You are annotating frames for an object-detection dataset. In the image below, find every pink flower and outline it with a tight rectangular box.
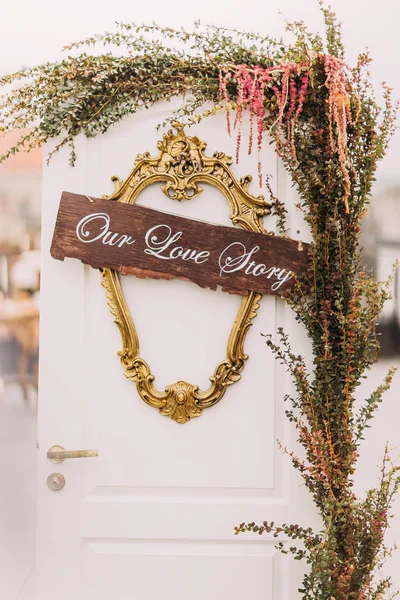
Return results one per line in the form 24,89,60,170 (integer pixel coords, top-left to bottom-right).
218,53,352,203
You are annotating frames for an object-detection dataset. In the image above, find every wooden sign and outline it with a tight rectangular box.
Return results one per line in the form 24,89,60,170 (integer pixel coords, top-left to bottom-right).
51,191,309,296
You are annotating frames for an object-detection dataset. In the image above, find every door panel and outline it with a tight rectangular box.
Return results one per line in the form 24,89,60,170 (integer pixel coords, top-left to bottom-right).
37,106,316,600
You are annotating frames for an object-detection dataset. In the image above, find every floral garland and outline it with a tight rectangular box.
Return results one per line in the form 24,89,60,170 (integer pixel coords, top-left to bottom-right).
219,53,353,210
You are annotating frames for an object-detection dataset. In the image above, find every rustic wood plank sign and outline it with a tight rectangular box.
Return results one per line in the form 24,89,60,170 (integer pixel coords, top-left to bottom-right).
51,191,309,297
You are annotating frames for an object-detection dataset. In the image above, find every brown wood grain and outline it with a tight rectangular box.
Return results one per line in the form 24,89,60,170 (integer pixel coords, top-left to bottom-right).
50,191,310,296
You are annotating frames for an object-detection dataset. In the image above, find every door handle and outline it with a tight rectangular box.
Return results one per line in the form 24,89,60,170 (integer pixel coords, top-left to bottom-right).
47,445,98,464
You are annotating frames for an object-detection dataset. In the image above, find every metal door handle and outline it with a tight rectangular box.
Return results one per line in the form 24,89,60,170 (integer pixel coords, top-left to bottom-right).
47,445,98,464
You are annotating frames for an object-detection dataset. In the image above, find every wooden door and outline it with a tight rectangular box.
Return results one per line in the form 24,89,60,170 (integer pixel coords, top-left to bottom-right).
36,106,315,600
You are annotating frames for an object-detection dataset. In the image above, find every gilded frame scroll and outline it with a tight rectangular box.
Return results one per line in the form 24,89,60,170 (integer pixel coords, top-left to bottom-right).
101,122,272,423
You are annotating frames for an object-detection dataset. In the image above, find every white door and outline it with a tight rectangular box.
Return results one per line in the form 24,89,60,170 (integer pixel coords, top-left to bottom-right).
36,106,316,600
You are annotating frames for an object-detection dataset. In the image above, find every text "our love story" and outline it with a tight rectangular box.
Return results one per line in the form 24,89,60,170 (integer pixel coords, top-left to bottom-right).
76,212,293,291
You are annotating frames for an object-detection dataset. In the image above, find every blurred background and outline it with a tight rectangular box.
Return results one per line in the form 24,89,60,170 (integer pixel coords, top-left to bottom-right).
0,133,41,600
0,132,41,401
0,0,398,598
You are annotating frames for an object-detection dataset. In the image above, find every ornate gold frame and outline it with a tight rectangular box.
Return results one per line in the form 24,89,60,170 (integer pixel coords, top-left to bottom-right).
101,123,272,423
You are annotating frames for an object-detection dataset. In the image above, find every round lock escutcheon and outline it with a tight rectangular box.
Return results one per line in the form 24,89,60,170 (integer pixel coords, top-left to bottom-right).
47,473,65,491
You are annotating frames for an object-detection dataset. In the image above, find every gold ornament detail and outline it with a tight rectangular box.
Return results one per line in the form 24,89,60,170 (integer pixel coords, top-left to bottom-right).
101,122,272,423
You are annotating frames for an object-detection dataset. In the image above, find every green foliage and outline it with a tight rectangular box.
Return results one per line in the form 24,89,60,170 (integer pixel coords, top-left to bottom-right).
0,2,399,598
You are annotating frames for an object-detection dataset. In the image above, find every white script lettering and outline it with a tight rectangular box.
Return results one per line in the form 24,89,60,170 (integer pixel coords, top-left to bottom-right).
76,213,135,248
144,224,210,264
218,242,293,290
